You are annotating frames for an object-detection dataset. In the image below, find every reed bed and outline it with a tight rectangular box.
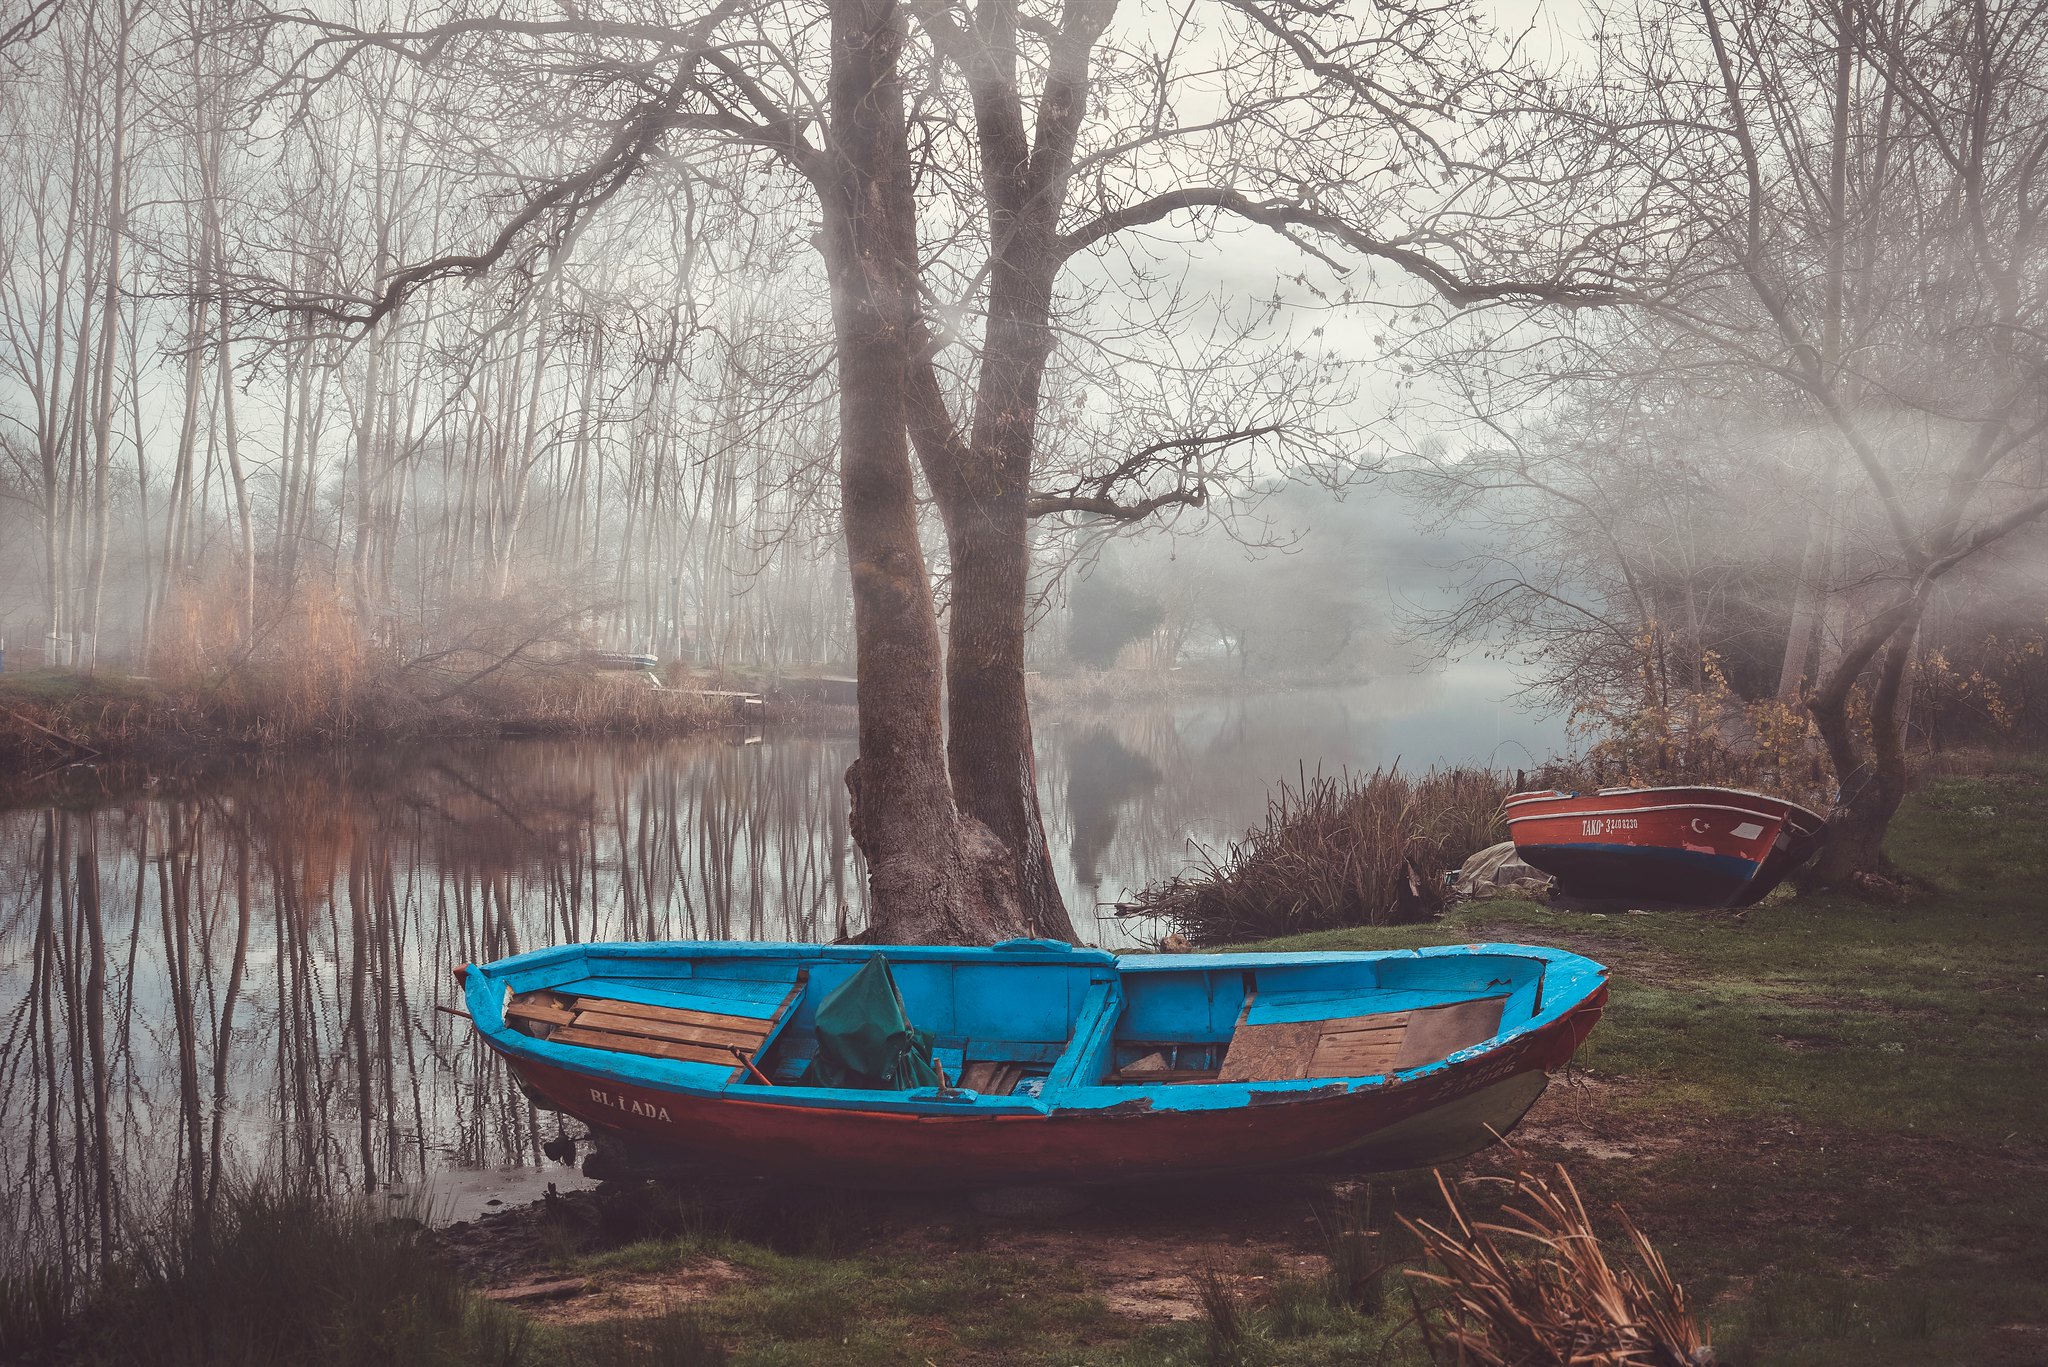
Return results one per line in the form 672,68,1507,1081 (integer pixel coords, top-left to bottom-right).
1121,766,1515,944
1026,667,1185,708
1406,1167,1716,1367
0,663,724,771
0,581,740,769
1026,665,1292,709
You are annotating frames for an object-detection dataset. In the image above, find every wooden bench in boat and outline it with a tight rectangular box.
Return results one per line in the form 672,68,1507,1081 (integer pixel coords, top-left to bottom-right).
957,1060,1035,1096
507,971,807,1083
1215,990,1507,1083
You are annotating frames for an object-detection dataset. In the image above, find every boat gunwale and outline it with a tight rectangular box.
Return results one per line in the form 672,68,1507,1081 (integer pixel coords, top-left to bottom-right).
1503,785,1828,829
465,941,1607,1117
1503,800,1799,826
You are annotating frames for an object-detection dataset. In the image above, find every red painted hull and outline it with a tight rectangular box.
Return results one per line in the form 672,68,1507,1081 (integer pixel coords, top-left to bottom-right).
1505,786,1827,906
493,989,1607,1186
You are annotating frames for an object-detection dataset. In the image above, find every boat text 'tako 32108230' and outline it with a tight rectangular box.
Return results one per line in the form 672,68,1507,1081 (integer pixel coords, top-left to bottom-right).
1504,785,1829,908
460,938,1607,1187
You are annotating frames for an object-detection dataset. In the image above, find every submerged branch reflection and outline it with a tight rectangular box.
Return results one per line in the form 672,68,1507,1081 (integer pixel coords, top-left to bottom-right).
0,736,865,1279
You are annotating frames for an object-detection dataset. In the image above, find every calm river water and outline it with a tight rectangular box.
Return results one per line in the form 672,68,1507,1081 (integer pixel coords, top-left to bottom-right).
0,672,1562,1275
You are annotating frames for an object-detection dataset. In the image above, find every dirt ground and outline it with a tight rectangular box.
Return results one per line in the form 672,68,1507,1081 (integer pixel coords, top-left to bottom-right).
434,1068,1637,1328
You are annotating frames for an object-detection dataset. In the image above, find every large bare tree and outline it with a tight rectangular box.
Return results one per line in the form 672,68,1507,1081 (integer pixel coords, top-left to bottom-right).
239,0,1623,940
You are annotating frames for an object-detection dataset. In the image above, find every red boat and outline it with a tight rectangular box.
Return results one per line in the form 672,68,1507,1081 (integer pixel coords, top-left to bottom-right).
1503,786,1828,907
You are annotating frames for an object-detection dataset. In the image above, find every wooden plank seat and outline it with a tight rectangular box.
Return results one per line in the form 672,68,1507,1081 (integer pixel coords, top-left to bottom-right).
1218,992,1506,1083
958,1060,1031,1096
509,973,806,1080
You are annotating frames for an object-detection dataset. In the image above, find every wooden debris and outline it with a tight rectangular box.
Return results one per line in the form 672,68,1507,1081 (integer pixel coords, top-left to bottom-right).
481,1276,590,1304
1217,997,1508,1083
1395,999,1505,1070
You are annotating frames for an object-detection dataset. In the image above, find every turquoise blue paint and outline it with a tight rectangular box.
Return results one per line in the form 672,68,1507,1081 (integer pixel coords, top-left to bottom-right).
466,940,1608,1120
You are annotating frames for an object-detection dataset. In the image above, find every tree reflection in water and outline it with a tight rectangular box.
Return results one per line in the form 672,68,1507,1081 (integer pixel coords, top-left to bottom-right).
0,736,860,1281
0,682,1560,1279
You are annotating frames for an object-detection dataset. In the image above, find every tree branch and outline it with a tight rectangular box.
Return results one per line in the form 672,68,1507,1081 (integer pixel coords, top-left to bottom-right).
247,75,699,328
1056,186,1624,306
0,0,62,57
1027,485,1207,520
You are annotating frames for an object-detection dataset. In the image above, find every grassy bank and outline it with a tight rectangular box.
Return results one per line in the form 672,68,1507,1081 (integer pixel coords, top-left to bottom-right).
0,665,738,775
1229,754,2048,1364
17,759,2045,1364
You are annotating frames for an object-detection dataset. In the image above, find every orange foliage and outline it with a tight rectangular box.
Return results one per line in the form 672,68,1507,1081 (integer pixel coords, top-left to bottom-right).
1559,632,1835,808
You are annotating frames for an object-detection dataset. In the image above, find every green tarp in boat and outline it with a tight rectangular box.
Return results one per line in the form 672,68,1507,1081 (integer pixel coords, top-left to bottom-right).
802,953,941,1090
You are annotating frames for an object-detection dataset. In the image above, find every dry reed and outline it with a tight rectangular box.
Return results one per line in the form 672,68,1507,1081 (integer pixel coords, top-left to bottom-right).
1,581,729,768
1405,1167,1716,1367
1121,766,1514,944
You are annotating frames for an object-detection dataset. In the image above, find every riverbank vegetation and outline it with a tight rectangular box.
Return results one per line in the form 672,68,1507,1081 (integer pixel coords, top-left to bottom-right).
1114,679,1844,944
0,663,728,770
1120,766,1513,944
9,759,2038,1365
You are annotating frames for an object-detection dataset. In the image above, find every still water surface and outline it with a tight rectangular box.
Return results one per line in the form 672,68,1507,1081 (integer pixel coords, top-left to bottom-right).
0,674,1562,1275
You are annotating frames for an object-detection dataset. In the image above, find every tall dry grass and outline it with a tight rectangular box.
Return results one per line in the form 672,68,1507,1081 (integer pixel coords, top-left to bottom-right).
1406,1167,1716,1367
25,1186,527,1367
2,579,724,767
1121,766,1514,945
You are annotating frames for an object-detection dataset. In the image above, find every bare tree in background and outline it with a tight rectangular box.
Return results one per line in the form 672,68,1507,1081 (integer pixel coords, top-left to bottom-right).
1413,0,2048,884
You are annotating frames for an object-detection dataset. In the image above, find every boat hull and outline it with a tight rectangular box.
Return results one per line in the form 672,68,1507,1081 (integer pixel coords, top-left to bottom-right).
488,987,1605,1187
1505,786,1827,907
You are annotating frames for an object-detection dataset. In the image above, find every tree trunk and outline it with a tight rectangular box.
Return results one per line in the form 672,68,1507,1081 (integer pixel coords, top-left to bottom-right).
939,242,1077,940
820,0,1016,944
82,0,135,671
905,0,1115,946
1776,450,1838,699
945,497,1076,941
1804,615,1917,888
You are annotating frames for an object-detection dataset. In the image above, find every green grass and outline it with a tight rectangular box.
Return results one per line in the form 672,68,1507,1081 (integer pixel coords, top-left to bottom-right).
1232,755,2048,1365
31,759,2047,1365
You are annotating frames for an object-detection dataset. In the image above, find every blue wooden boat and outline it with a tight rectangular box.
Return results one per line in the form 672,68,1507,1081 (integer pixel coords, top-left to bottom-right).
462,939,1607,1186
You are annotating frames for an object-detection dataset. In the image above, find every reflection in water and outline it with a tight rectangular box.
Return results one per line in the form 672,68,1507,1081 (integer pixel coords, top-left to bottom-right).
0,679,1564,1277
1037,672,1566,914
0,738,860,1282
1061,726,1162,890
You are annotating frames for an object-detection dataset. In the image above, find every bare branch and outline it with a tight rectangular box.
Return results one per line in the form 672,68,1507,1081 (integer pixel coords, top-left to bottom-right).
1057,186,1626,306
